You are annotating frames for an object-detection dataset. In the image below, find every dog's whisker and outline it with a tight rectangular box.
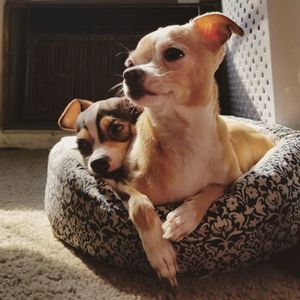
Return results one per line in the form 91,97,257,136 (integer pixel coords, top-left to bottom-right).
115,50,128,57
108,82,123,94
115,86,124,97
157,71,176,78
116,42,131,54
113,74,124,79
109,83,124,97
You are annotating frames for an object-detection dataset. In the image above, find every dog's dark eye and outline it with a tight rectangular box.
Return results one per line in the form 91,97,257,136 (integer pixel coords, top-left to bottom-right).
77,139,92,156
163,47,185,62
109,122,124,137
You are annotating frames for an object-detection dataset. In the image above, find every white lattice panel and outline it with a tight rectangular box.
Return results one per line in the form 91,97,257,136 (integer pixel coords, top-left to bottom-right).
222,0,276,122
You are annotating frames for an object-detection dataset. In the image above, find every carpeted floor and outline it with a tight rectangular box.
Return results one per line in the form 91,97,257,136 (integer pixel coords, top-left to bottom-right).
1,149,300,300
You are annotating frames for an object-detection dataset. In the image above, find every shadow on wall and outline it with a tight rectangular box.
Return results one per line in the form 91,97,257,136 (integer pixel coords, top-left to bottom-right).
224,0,270,121
225,51,261,120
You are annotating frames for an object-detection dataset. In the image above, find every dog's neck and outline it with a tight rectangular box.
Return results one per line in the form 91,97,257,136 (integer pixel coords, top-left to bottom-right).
141,85,220,151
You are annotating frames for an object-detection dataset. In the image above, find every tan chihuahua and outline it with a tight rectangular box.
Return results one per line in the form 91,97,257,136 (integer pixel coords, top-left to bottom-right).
120,12,274,286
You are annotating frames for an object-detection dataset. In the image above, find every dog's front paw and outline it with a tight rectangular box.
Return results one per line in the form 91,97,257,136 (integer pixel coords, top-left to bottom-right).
162,200,200,241
141,233,178,287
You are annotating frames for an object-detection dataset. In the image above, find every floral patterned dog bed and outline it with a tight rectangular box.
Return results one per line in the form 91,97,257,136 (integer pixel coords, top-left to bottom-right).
44,118,300,276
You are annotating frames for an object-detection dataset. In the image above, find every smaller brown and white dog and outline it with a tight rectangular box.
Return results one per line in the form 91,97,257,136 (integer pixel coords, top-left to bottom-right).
58,97,142,180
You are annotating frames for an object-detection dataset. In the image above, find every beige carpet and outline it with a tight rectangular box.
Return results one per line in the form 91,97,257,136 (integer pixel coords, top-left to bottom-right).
1,149,300,300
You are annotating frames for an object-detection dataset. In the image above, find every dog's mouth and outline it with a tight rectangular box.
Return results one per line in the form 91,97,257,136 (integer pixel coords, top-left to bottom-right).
93,168,124,181
145,89,156,96
125,83,156,100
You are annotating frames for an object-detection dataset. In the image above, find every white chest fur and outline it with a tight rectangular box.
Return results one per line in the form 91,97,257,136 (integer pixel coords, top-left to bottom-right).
157,132,224,204
140,105,228,205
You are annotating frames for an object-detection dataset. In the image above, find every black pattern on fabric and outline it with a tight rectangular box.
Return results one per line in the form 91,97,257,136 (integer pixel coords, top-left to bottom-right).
44,118,300,275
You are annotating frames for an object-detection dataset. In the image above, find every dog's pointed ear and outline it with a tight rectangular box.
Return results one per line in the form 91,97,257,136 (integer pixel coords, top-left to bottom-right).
58,99,93,131
192,12,244,51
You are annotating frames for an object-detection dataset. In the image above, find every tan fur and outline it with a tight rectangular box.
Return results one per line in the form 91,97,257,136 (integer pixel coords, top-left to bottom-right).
121,185,157,231
226,120,274,173
120,12,275,286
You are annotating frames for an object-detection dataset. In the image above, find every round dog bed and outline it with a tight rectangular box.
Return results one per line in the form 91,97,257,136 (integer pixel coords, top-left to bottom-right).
44,118,300,276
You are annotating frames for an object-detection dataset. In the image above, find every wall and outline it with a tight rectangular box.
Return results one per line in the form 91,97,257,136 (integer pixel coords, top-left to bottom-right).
222,0,300,129
0,0,4,124
267,0,300,129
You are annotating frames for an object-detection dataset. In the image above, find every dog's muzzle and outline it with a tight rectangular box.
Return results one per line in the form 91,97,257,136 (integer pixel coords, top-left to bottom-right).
123,68,147,100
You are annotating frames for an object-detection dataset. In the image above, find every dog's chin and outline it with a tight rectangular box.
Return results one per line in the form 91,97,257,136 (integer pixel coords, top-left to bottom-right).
125,86,155,101
138,92,174,109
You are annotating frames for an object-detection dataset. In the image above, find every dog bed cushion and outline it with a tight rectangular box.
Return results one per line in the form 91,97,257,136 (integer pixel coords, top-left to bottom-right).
44,118,300,275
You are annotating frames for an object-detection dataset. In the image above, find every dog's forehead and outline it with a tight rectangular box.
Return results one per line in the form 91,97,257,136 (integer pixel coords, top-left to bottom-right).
78,98,132,130
132,23,192,59
77,102,98,131
155,24,190,41
133,33,155,61
76,100,114,141
81,98,121,120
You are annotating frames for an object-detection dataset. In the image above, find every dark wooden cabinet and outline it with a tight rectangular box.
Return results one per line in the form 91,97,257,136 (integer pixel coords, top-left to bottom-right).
4,2,224,129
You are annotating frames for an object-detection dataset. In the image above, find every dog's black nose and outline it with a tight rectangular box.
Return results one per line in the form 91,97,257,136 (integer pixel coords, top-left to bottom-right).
123,68,146,100
123,68,145,84
90,157,110,174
